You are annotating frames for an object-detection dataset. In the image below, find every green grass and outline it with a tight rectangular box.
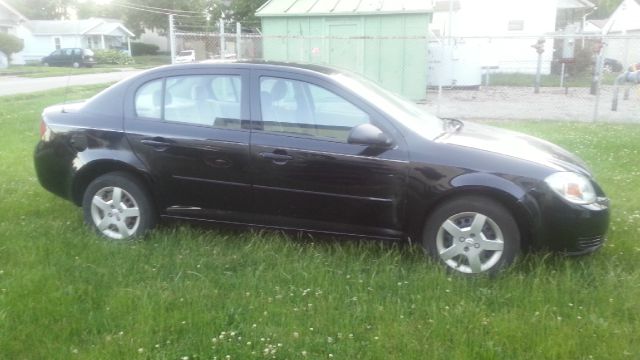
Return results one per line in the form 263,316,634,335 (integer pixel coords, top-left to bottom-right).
488,72,620,88
1,85,640,359
0,65,121,78
0,55,169,78
131,54,172,68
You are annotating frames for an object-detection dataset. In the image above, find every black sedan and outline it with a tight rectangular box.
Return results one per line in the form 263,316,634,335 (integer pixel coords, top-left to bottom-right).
34,61,610,274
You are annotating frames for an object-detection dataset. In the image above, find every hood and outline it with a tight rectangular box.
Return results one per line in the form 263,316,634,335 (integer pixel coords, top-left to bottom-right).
436,121,592,176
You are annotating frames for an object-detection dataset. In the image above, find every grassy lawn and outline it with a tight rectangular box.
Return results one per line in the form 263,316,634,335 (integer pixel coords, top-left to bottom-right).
1,85,639,359
0,65,121,78
0,55,170,78
488,72,620,88
131,54,172,68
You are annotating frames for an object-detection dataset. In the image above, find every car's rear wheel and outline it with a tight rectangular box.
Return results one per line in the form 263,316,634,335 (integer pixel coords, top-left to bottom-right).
82,172,156,240
422,196,520,275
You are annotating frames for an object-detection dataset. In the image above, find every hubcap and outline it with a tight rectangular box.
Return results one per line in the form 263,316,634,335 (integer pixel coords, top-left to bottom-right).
436,212,504,274
90,186,140,240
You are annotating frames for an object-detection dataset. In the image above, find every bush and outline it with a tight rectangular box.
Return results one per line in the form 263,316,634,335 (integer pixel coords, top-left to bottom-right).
94,49,133,65
130,42,159,56
0,33,24,60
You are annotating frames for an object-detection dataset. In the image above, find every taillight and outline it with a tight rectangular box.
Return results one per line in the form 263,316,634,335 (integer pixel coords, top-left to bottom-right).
39,119,47,139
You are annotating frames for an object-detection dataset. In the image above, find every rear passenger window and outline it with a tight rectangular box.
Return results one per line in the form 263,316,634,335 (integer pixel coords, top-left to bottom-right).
135,79,162,119
165,75,242,128
134,75,243,129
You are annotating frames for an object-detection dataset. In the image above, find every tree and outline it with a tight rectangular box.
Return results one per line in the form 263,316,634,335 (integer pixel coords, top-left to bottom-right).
592,0,623,18
0,33,24,60
224,0,268,25
6,0,75,20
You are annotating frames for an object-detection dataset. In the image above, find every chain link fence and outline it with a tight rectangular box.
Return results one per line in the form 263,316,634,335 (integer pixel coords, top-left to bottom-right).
170,20,640,123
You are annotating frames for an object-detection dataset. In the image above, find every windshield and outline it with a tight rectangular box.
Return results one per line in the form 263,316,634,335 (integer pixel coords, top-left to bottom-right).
331,72,444,139
83,49,94,56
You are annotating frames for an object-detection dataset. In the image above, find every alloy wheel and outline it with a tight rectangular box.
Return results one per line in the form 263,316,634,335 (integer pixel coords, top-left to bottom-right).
90,186,141,240
435,212,505,274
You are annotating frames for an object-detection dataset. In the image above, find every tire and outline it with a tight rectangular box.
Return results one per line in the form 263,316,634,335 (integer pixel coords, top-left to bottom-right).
72,62,80,68
422,195,520,275
82,172,157,240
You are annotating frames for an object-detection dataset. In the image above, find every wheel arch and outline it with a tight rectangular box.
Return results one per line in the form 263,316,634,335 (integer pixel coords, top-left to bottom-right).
411,173,542,251
70,160,155,207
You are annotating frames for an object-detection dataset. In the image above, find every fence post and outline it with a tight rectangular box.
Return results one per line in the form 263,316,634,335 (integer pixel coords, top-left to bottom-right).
169,14,176,64
219,18,225,58
592,44,606,122
236,22,241,59
534,52,542,94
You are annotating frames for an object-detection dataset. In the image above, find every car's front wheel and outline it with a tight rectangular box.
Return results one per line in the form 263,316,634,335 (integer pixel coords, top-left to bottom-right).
422,195,520,275
82,172,157,240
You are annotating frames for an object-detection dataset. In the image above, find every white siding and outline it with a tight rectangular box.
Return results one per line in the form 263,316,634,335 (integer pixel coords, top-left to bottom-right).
430,0,557,74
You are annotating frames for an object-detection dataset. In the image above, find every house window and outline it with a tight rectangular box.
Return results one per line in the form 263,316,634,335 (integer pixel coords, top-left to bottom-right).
508,20,524,31
54,37,61,50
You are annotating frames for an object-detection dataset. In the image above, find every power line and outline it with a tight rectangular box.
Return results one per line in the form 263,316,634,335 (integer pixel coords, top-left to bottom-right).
110,2,204,17
111,1,205,15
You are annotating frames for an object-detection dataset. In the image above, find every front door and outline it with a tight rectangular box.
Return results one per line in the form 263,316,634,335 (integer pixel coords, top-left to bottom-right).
249,71,409,238
125,69,253,221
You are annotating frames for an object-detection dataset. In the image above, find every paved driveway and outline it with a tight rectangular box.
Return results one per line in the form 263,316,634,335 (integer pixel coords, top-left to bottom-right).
0,70,143,96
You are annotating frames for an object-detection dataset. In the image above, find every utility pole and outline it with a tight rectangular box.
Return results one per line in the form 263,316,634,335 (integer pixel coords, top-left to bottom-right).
169,14,176,64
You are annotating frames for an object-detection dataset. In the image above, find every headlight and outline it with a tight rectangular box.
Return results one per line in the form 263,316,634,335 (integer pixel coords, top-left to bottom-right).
544,172,596,205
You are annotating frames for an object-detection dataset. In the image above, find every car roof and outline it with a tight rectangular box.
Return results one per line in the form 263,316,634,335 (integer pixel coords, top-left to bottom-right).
145,60,341,77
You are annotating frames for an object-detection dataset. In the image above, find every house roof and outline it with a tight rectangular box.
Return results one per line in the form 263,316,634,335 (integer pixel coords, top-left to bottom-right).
0,0,28,22
85,22,135,37
256,0,434,17
602,0,640,33
27,18,134,36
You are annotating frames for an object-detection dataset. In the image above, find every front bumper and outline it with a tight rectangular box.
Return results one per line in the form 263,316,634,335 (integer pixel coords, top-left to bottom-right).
532,192,610,254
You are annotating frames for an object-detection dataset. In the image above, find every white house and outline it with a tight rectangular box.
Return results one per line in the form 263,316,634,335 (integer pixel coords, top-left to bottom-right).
428,0,595,85
0,0,134,65
599,0,640,68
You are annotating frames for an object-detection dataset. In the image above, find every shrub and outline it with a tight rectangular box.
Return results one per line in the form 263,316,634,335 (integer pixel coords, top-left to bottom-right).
130,42,159,56
571,46,595,76
94,49,133,65
0,33,24,60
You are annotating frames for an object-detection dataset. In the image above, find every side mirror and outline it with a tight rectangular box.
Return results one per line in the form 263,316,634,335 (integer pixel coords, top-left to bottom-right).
348,123,393,148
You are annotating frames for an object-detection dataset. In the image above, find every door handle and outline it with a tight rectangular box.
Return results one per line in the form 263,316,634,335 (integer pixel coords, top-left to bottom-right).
141,138,171,150
259,152,293,164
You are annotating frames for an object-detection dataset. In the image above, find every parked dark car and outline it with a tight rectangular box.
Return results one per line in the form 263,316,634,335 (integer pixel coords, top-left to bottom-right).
603,58,624,73
34,61,610,274
41,48,96,68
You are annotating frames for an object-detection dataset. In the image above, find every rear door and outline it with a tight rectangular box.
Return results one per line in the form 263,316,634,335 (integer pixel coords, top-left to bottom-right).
124,68,253,221
249,70,409,238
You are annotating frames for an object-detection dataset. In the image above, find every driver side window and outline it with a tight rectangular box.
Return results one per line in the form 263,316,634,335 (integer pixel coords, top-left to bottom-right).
259,77,370,142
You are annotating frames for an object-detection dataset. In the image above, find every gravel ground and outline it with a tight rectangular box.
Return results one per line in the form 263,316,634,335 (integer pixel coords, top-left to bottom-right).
421,85,640,123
